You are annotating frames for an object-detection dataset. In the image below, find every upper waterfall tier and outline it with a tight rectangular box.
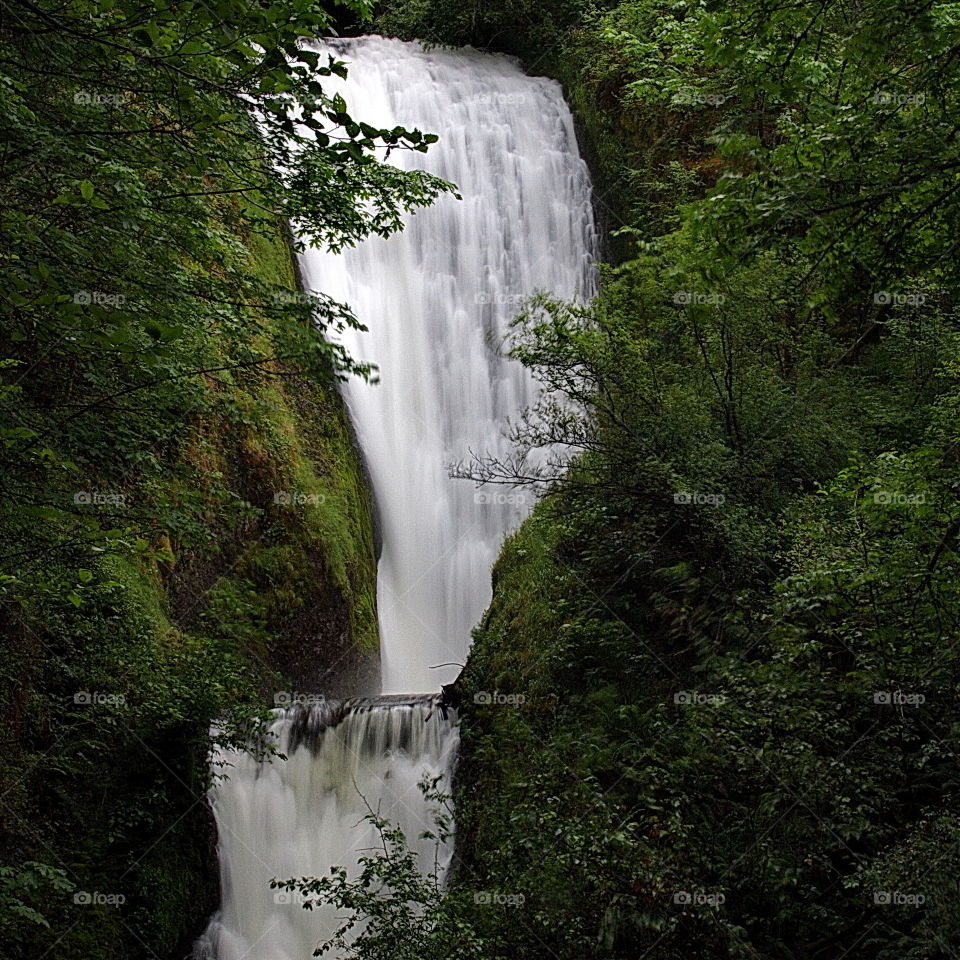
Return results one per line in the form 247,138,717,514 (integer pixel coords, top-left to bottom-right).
298,36,598,693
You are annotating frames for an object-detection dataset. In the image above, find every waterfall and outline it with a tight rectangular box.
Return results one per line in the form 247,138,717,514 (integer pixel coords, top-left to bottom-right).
298,36,597,693
196,36,596,960
194,697,459,960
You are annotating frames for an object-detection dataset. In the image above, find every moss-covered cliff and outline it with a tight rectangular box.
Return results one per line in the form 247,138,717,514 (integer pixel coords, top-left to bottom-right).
0,217,380,959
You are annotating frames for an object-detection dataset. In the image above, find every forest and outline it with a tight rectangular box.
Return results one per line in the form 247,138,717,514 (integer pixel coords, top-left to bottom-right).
2,0,958,958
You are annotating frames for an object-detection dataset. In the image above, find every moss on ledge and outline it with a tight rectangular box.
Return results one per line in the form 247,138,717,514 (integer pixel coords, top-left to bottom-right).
0,216,379,959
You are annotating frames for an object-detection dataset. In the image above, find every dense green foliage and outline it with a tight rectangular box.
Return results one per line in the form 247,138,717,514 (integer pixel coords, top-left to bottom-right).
5,0,960,955
0,0,450,955
360,0,960,957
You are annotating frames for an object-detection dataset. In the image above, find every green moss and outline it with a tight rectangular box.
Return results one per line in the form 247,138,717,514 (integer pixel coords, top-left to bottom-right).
98,553,170,631
0,214,380,958
249,376,379,653
461,502,566,696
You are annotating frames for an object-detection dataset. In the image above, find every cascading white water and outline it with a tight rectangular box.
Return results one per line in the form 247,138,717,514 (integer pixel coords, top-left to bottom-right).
196,36,595,960
299,36,597,693
195,697,459,960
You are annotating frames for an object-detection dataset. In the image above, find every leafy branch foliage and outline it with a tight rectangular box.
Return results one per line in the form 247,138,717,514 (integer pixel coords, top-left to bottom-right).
0,0,449,954
378,0,960,957
274,776,486,960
